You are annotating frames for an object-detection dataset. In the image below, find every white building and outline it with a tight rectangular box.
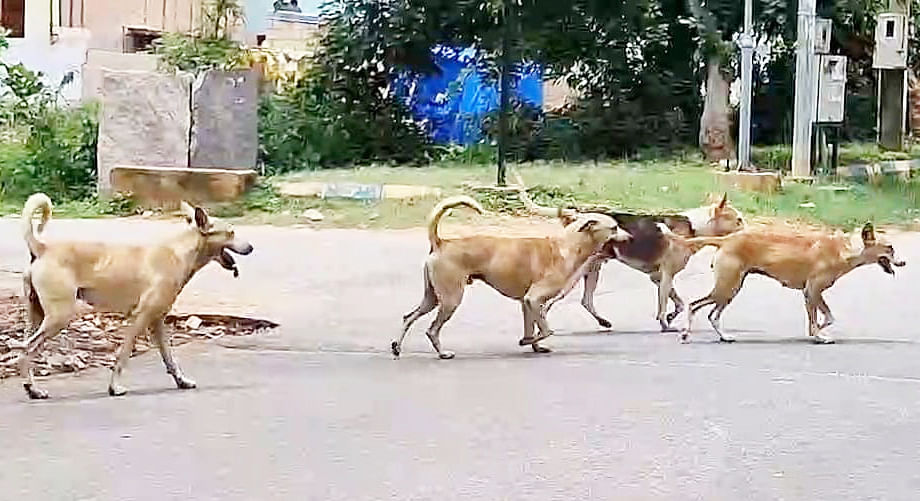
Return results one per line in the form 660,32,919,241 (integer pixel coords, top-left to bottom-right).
1,0,90,103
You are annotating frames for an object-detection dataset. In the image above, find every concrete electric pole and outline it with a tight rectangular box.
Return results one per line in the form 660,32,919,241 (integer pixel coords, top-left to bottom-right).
737,0,754,170
791,0,817,177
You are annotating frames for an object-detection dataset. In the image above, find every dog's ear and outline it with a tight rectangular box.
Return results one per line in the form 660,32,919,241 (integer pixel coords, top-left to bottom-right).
861,222,876,244
194,206,210,231
180,201,196,224
578,219,598,232
717,193,729,210
558,207,578,226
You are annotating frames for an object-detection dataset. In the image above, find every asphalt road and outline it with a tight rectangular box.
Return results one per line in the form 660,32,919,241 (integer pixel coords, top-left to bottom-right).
2,217,920,500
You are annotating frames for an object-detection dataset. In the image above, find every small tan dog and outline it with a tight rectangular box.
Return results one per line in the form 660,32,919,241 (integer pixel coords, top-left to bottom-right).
392,195,631,359
17,193,253,399
682,223,904,344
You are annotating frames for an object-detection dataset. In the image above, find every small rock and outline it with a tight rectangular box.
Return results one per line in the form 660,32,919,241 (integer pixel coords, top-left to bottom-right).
302,209,325,222
184,316,203,330
799,202,816,208
142,211,153,217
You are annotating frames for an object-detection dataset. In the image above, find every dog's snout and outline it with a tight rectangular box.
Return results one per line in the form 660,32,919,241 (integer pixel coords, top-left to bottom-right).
614,228,632,242
230,240,254,255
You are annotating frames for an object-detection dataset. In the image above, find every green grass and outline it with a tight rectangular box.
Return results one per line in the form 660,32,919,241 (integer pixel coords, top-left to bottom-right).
4,146,920,230
262,155,920,230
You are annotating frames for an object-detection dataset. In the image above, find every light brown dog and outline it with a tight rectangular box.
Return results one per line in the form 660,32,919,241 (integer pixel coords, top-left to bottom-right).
682,223,904,344
392,195,631,359
16,193,253,399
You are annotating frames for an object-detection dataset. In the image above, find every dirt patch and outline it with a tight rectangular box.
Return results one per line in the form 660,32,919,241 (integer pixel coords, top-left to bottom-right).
0,294,277,379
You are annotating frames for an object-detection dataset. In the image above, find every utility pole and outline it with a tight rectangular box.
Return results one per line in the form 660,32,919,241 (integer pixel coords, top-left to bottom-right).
496,3,513,186
737,0,754,170
791,0,817,177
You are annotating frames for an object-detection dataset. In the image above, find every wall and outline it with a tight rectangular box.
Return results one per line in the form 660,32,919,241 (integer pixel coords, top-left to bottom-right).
1,0,89,103
82,0,200,51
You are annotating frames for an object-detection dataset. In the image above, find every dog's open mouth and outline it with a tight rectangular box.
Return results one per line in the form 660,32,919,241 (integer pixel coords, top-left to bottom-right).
878,256,906,275
216,249,240,277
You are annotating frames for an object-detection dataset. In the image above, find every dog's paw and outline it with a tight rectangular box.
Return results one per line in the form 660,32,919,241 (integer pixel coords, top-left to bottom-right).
438,351,455,360
175,376,197,390
390,341,401,358
812,336,835,345
531,344,552,354
23,384,49,400
679,332,691,344
108,384,128,397
597,318,612,329
718,336,736,343
666,311,681,325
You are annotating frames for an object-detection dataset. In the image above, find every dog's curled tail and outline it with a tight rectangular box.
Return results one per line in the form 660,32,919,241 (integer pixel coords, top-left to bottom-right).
684,235,730,253
427,195,484,250
22,193,52,260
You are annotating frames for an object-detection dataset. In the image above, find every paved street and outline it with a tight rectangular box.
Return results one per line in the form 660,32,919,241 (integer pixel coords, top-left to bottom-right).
2,217,920,500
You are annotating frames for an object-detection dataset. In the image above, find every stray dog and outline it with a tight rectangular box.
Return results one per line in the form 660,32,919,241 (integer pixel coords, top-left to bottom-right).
392,195,631,359
17,193,253,399
682,223,904,344
520,188,744,331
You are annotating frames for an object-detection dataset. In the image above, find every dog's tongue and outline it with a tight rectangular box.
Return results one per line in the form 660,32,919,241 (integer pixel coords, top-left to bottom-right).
216,249,239,278
878,256,904,275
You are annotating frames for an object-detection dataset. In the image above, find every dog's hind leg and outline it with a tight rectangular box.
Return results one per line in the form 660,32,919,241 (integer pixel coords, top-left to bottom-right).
18,312,72,400
393,267,439,358
580,263,612,329
425,303,460,360
150,316,196,390
682,295,714,342
22,272,44,332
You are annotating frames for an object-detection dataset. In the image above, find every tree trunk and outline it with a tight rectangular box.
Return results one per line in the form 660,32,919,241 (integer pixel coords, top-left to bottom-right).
699,58,735,164
909,69,920,138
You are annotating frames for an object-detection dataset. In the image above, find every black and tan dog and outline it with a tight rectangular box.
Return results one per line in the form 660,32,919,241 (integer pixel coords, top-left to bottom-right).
518,183,745,331
15,193,253,399
682,223,904,344
393,195,631,359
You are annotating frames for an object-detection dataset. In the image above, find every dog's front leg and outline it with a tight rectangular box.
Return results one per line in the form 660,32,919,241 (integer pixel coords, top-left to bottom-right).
815,294,835,330
520,287,556,349
581,263,612,329
108,319,147,397
805,287,834,344
150,317,196,390
803,289,832,344
655,270,678,332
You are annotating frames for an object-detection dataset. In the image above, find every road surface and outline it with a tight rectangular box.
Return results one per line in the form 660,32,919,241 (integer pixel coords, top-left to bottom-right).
1,217,920,500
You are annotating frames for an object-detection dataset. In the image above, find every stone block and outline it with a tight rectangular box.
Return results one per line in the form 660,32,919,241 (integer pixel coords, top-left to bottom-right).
190,70,259,170
98,70,191,192
714,171,783,193
82,50,159,102
110,166,257,206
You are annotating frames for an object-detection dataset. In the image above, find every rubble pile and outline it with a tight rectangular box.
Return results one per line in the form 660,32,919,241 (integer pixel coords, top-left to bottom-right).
0,295,276,379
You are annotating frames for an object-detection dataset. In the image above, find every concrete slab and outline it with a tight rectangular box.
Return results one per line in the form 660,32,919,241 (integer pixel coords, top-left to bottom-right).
110,165,257,206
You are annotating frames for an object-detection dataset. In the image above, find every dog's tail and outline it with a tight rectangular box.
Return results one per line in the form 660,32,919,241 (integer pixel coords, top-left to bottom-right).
427,195,484,251
684,235,731,253
22,193,52,260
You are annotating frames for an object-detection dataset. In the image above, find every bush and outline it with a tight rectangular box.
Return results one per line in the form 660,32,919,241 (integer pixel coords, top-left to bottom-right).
0,103,99,200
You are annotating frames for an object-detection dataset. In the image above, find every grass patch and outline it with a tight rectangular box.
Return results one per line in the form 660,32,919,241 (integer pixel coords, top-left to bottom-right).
3,148,920,230
267,157,920,229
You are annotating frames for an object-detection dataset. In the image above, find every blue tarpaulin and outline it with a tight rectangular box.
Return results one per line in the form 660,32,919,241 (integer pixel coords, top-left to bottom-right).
395,47,543,145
